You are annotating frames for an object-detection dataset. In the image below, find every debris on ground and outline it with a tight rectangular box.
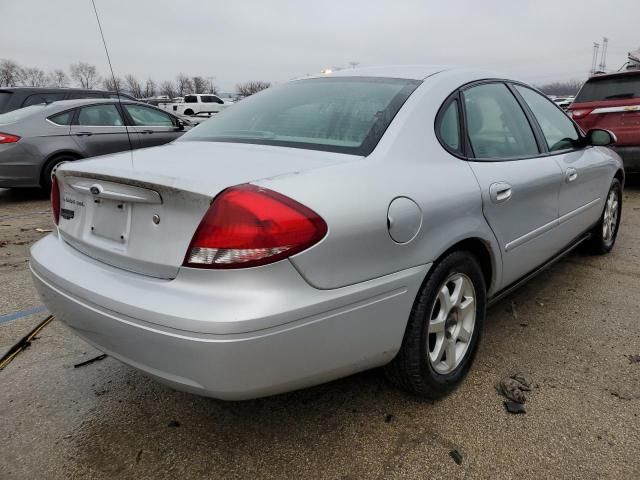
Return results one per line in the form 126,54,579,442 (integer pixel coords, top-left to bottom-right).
449,448,464,465
504,401,526,414
168,420,181,428
497,374,531,407
384,414,394,423
35,228,52,233
0,315,54,371
510,301,518,320
626,354,640,364
73,353,108,368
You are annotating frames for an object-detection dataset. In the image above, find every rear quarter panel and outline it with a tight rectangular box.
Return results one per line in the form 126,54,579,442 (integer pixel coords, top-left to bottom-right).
257,71,503,293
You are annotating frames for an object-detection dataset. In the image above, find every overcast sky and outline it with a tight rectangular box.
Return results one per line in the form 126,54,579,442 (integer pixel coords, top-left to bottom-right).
2,0,639,92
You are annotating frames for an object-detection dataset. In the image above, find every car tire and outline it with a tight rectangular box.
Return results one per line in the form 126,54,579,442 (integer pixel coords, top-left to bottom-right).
41,155,77,194
385,250,486,399
585,178,622,255
183,109,194,116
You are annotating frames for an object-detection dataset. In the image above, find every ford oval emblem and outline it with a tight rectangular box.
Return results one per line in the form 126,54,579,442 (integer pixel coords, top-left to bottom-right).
89,185,101,195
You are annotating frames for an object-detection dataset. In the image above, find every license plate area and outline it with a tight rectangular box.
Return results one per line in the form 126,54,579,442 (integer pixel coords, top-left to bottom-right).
91,199,130,243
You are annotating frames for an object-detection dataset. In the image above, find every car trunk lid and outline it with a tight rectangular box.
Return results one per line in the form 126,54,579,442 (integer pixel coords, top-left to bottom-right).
55,141,354,279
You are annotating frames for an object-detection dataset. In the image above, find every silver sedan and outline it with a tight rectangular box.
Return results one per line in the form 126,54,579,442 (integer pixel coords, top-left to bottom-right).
30,66,623,400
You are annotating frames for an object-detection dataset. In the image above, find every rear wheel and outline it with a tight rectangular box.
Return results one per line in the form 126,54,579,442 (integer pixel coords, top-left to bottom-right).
385,250,486,399
585,178,622,254
183,109,194,116
41,155,78,194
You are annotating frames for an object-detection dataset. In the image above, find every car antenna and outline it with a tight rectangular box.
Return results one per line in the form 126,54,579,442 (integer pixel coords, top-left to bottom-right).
90,0,134,153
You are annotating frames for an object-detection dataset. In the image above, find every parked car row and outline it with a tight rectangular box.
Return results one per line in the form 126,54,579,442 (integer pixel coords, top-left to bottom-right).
0,99,189,191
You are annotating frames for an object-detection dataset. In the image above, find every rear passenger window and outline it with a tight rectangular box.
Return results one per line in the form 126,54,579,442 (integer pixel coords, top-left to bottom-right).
463,83,539,159
77,104,124,126
515,85,580,152
49,111,73,125
437,100,461,153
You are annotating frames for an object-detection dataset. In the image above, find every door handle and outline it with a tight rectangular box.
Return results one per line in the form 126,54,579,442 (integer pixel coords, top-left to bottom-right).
75,131,93,137
489,182,512,203
565,168,578,183
140,129,154,134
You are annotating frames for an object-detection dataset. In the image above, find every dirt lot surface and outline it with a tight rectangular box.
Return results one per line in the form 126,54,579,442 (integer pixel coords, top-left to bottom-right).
1,183,639,479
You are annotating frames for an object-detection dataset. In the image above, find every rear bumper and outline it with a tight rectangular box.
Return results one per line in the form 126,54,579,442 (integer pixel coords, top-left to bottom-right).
611,146,640,172
30,234,428,400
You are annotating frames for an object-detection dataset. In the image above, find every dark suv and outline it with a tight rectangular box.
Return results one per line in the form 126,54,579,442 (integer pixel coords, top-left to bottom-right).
568,69,640,172
0,87,137,115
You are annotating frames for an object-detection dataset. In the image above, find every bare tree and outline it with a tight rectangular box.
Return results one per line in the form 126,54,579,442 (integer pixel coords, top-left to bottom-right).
537,79,584,96
160,80,177,99
192,76,208,94
70,62,100,89
124,74,143,98
348,61,360,69
21,67,47,87
102,76,123,92
143,78,157,98
0,59,23,87
236,81,271,97
176,73,194,96
48,69,69,87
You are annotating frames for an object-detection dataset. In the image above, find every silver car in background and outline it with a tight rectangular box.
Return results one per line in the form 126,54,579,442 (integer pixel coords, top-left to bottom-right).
0,99,188,191
30,66,623,400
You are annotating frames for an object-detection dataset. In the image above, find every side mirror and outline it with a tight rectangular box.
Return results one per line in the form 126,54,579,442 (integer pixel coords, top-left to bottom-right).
175,118,186,131
587,129,616,147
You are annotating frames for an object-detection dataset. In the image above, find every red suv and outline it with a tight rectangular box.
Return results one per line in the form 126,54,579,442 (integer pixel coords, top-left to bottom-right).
569,69,640,172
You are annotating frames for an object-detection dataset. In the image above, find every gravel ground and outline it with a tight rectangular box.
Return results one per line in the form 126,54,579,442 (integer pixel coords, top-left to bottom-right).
1,183,639,480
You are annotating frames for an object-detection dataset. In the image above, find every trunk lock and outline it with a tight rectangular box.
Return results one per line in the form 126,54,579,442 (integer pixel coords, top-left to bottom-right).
152,214,161,225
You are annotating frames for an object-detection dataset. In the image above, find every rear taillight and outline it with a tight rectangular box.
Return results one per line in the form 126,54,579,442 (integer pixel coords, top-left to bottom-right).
570,108,593,119
51,175,60,225
0,132,20,143
184,184,327,269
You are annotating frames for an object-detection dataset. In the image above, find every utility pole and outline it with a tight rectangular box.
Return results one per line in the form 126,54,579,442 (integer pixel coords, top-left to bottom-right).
598,37,609,72
591,42,600,75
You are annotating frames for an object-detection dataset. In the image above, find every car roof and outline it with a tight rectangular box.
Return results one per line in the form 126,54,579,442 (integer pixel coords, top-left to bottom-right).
0,86,116,94
586,69,640,81
297,65,510,84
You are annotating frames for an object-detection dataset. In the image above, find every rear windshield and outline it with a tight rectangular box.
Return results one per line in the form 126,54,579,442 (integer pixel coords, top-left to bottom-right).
0,104,47,125
0,92,11,114
575,75,640,102
180,77,421,155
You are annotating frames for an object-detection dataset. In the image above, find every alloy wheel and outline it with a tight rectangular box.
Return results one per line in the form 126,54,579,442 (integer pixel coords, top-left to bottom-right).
602,188,619,243
427,273,476,374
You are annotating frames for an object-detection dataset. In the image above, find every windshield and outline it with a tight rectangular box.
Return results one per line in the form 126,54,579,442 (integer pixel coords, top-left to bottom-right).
180,77,420,155
575,75,640,102
0,104,47,125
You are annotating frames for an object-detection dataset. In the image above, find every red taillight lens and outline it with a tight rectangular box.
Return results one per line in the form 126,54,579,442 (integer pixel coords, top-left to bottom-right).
0,132,20,143
184,184,327,269
51,175,60,225
570,108,593,119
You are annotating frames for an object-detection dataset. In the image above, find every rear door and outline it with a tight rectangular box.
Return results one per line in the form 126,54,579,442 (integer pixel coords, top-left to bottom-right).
514,84,606,243
461,82,565,287
122,103,183,147
70,103,135,157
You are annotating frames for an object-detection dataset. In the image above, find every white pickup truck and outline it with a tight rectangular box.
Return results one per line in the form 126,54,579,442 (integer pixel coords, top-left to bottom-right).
158,94,232,117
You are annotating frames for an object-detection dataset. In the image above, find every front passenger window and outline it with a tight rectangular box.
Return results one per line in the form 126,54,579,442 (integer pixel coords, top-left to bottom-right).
515,85,580,152
463,83,539,159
